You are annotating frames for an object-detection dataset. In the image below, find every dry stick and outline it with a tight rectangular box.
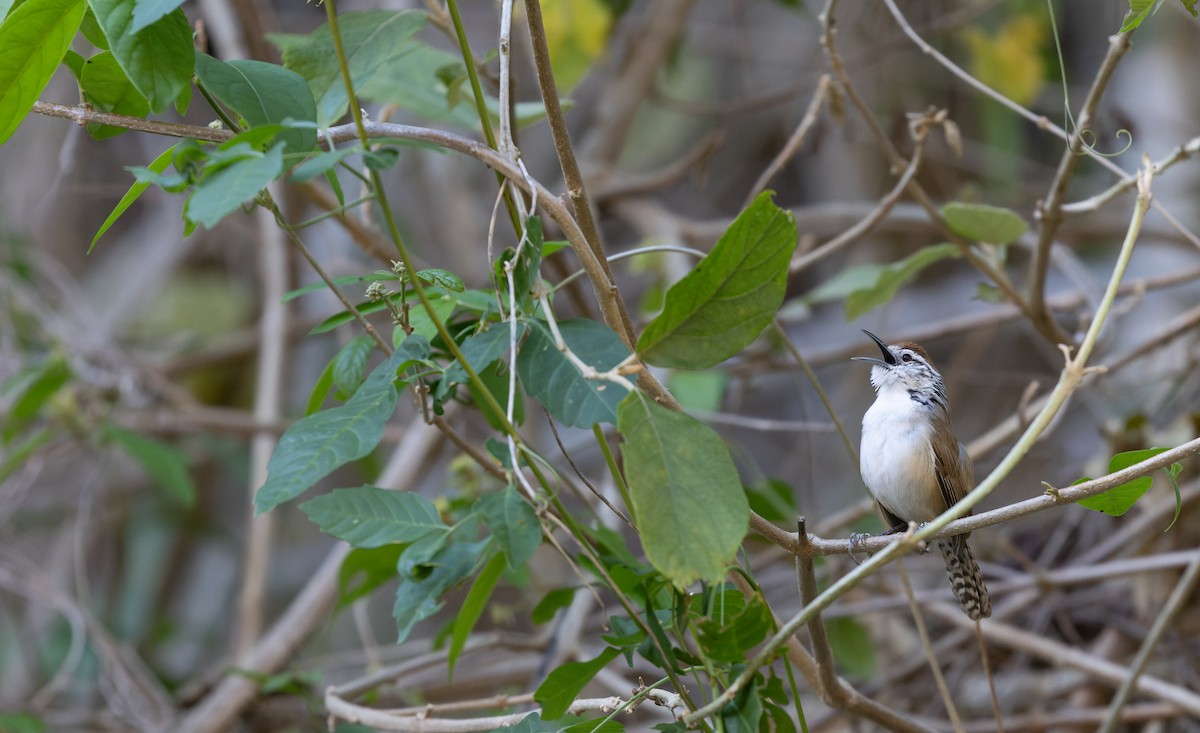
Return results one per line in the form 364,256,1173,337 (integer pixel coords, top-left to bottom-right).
1096,549,1200,733
1023,27,1133,346
174,417,446,733
894,562,967,733
233,182,288,658
524,0,609,278
922,603,1200,717
818,0,1040,341
788,123,927,275
1063,134,1200,214
682,155,1156,728
744,75,832,209
963,703,1183,733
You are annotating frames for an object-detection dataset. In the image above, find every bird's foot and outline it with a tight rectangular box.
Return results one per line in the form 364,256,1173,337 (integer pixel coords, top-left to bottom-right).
848,532,872,565
913,522,931,554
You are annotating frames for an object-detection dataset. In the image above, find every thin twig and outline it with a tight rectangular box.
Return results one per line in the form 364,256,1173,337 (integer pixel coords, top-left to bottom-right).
744,75,832,208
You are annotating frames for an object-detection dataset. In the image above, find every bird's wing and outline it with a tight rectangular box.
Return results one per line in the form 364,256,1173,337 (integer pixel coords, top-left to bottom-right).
931,414,973,509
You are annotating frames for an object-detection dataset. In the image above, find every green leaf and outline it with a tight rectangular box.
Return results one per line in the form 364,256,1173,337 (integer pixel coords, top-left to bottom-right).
89,0,193,114
447,551,505,677
193,54,317,154
358,42,479,128
1119,0,1156,31
0,428,53,485
534,647,621,720
0,0,87,145
128,0,183,33
617,394,749,587
843,243,961,321
301,485,446,547
405,294,457,343
288,145,357,183
511,216,544,311
5,357,70,440
517,319,631,429
479,484,541,570
696,590,771,663
559,719,623,733
332,335,376,398
637,192,797,369
668,370,726,412
1181,0,1199,17
105,427,196,506
393,538,489,643
78,50,148,139
487,713,546,733
826,616,876,680
531,587,578,625
1077,447,1174,518
184,143,285,229
93,143,178,250
745,477,796,524
305,357,336,416
0,713,46,733
720,680,762,733
444,322,525,387
940,202,1028,244
255,337,429,514
269,10,427,126
416,268,465,292
337,544,404,611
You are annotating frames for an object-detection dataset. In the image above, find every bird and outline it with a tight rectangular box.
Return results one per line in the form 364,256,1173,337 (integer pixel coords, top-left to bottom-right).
853,330,991,620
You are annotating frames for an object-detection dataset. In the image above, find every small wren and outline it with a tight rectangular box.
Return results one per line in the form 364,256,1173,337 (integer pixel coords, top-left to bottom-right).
853,330,991,620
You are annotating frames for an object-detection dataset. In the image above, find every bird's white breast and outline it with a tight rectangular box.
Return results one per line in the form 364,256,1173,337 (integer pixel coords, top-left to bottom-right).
859,388,942,523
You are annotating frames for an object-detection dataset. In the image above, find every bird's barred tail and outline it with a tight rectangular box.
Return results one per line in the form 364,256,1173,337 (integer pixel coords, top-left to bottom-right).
936,535,991,620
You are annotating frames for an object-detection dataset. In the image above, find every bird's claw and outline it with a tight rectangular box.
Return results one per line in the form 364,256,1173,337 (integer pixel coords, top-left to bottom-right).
848,532,871,565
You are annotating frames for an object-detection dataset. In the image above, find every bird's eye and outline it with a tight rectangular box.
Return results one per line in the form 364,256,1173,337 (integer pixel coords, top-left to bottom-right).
901,353,913,362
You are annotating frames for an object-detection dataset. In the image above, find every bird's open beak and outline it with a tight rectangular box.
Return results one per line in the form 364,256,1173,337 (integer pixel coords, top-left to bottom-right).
851,329,897,368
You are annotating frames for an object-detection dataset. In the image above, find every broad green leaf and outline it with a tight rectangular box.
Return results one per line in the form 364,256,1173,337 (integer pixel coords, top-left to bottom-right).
843,243,961,321
128,0,183,33
358,42,479,128
255,337,429,514
447,551,505,677
332,335,376,398
89,0,193,114
803,262,886,304
1077,447,1176,518
443,322,525,387
105,427,196,506
5,357,70,439
184,143,285,229
1119,0,1156,32
509,216,544,311
941,202,1028,244
479,484,541,570
668,370,726,412
826,616,876,680
539,0,612,92
405,294,457,343
745,477,796,524
193,54,317,154
637,192,797,369
0,713,46,733
305,357,336,416
720,681,763,733
300,486,446,547
488,713,546,733
78,51,148,139
288,146,357,183
534,647,620,720
337,544,404,611
416,268,465,292
0,0,87,145
695,590,770,663
517,319,631,428
269,10,427,126
393,538,489,643
617,394,748,587
531,587,578,625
